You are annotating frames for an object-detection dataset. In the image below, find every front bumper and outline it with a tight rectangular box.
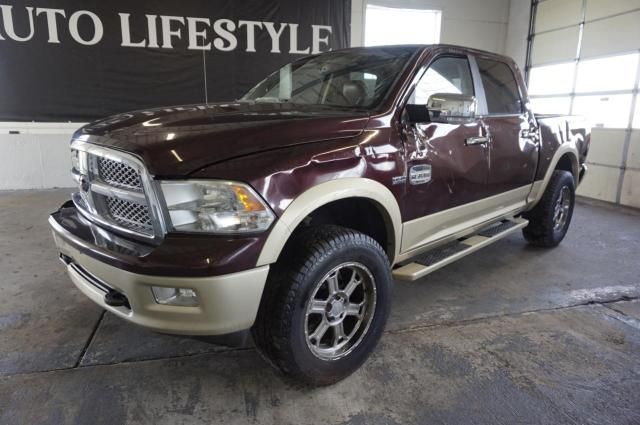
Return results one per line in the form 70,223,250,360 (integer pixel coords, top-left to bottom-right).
579,163,588,185
49,207,269,336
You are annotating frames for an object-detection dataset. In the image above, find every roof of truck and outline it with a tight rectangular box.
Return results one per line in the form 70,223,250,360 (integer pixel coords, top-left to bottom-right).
333,44,518,68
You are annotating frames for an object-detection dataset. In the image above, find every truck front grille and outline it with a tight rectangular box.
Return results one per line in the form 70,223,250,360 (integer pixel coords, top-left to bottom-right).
71,141,162,241
105,196,153,233
98,157,143,191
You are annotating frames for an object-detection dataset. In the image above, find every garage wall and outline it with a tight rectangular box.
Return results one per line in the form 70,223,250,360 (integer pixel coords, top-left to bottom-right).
505,0,532,71
0,122,76,190
525,0,640,208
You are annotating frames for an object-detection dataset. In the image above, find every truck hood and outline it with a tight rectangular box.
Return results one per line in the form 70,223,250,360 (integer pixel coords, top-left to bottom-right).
76,102,370,176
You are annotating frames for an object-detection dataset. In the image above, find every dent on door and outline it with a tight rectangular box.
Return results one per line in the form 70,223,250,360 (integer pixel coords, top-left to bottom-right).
402,121,490,222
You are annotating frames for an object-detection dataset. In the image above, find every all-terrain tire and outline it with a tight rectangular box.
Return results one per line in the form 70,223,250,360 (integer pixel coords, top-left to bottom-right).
251,225,393,386
522,170,575,247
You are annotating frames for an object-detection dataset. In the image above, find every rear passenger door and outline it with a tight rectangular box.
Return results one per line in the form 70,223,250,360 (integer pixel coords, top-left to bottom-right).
473,56,539,200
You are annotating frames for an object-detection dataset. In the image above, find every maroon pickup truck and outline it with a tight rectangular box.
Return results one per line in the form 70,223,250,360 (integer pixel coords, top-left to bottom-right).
50,45,589,385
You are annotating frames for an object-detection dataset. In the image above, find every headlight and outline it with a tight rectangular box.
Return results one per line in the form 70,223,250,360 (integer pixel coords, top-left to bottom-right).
160,180,275,234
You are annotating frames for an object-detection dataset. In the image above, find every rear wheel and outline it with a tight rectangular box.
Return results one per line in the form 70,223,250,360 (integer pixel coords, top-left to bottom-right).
252,225,392,386
522,170,575,247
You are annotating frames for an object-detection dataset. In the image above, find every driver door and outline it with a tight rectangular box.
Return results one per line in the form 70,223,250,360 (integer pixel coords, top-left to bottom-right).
400,55,491,252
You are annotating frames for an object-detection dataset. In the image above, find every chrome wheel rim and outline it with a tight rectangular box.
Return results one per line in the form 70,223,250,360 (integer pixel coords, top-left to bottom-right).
304,262,377,361
553,185,571,232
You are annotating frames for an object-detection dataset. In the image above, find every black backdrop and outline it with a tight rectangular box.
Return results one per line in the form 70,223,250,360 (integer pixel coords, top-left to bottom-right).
0,1,351,121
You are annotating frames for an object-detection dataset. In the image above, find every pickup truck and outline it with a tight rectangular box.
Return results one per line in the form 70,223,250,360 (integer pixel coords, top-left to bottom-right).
50,45,590,385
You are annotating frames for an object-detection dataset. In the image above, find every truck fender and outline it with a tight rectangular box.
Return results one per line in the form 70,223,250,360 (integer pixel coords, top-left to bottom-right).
527,144,579,209
256,178,403,266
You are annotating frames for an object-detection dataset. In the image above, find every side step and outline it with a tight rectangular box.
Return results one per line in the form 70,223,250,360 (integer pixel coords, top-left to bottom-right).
393,217,529,281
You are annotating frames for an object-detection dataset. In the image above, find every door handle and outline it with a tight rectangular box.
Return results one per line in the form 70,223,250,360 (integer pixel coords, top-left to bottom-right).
520,129,534,138
465,136,490,146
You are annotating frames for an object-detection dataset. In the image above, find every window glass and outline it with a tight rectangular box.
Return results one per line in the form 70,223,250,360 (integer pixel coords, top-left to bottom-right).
408,56,474,105
477,58,522,114
633,96,640,129
530,96,572,115
242,47,416,109
528,62,575,96
572,94,633,128
365,5,441,46
349,72,379,102
575,53,639,93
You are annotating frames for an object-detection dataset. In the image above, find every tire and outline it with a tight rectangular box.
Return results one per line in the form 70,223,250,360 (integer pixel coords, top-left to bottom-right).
522,170,575,247
251,225,393,386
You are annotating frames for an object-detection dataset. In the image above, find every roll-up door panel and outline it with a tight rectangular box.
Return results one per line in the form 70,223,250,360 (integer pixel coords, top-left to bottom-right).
581,11,640,57
585,0,640,21
536,0,583,33
531,26,579,65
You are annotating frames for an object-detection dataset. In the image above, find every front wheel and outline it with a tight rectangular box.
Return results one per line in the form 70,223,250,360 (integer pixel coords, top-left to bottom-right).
252,225,393,386
522,170,576,247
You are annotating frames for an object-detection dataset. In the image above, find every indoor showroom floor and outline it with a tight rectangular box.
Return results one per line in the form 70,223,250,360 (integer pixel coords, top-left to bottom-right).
1,188,639,425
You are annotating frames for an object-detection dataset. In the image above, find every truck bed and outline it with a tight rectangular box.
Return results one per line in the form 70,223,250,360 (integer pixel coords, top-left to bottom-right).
535,114,591,182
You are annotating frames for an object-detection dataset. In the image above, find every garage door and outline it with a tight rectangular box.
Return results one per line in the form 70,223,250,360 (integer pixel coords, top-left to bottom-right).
526,0,640,207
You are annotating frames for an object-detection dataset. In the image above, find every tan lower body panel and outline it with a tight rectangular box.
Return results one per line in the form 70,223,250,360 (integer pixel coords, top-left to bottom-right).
400,185,532,257
52,229,269,336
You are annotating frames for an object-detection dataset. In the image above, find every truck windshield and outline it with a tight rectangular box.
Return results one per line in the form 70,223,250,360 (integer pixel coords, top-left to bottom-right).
241,47,416,110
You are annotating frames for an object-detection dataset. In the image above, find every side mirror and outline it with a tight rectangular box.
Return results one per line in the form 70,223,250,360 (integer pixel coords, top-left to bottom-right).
427,93,477,123
405,104,431,123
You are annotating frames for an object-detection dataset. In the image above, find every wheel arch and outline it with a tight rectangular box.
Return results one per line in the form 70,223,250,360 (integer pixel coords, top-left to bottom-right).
256,178,402,266
528,144,579,208
555,152,579,182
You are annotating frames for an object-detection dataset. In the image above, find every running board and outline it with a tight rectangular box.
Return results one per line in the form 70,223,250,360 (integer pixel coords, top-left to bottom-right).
393,217,529,281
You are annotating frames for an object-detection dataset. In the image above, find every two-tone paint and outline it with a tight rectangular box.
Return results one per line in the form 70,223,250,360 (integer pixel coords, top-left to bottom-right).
49,45,590,335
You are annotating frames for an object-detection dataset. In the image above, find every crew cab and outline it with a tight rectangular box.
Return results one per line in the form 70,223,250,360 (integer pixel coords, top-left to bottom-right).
49,45,590,385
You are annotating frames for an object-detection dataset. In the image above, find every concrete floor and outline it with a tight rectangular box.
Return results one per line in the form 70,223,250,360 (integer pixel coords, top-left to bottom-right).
1,189,639,424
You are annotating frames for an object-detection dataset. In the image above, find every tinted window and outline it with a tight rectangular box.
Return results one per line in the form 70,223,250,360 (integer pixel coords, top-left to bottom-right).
477,58,522,114
409,56,474,105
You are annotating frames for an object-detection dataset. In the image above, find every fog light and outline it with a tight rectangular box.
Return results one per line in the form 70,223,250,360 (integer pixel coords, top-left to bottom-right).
151,286,198,307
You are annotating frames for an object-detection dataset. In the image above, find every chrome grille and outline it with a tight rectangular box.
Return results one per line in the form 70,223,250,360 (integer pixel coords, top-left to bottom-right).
98,157,142,191
71,140,162,241
104,196,153,233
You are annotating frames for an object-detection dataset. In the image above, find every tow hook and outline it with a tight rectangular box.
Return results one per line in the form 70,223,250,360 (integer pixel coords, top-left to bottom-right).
104,290,130,308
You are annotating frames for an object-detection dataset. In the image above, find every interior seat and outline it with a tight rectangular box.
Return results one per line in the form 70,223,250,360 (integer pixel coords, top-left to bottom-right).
341,81,368,106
